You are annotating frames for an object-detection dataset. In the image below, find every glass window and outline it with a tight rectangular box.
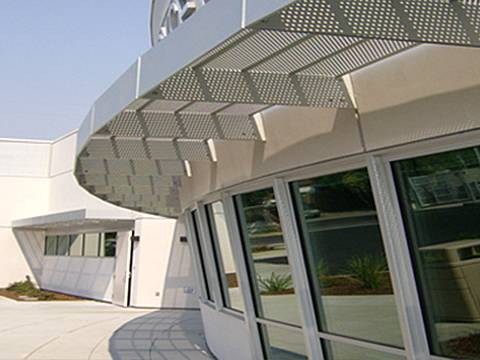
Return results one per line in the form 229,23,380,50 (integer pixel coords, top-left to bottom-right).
69,234,83,256
207,201,245,312
236,188,302,326
322,341,405,360
56,235,70,256
291,169,404,347
260,324,308,360
191,210,214,302
83,233,100,257
102,232,117,257
393,146,480,359
45,236,57,256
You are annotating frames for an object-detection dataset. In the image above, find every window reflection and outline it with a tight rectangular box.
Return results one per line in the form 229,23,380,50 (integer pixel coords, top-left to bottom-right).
191,210,214,302
207,202,245,311
394,146,480,359
323,341,405,360
69,234,83,256
57,235,70,256
260,324,308,360
100,232,117,257
45,236,57,256
291,169,404,347
236,188,302,326
84,233,100,257
44,232,117,258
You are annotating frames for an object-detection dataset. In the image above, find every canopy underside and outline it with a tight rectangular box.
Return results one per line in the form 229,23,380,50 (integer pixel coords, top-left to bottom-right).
75,0,480,217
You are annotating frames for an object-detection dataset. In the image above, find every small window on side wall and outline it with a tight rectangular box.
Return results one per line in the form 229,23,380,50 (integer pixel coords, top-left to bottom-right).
56,235,70,256
44,236,57,256
101,232,117,257
69,234,83,256
83,233,100,257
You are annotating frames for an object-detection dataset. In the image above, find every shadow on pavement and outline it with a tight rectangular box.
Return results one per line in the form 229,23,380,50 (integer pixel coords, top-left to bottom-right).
109,309,214,360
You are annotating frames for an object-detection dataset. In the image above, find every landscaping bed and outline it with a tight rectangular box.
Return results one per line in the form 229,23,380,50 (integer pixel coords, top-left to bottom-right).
0,280,83,301
443,333,480,359
319,274,393,296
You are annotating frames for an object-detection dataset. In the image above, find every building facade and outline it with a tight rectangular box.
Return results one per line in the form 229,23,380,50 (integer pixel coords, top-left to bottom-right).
0,131,197,308
74,1,480,360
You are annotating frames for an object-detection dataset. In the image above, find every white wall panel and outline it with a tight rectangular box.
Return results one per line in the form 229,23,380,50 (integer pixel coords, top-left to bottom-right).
131,218,175,307
200,304,252,360
130,218,197,308
0,228,44,287
0,140,50,178
0,177,50,226
160,219,199,309
50,132,77,176
112,232,131,307
41,256,115,302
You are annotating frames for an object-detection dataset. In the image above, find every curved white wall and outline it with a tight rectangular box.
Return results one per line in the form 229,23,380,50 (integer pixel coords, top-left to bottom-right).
200,304,252,360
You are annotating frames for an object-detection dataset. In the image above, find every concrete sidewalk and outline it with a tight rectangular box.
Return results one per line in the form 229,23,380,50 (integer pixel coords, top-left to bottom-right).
0,296,211,360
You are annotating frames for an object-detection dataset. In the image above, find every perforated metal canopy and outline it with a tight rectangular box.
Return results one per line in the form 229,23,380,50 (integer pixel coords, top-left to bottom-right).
76,0,480,217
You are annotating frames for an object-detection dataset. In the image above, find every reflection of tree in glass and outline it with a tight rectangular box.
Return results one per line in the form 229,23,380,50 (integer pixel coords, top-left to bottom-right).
404,147,480,176
299,169,375,215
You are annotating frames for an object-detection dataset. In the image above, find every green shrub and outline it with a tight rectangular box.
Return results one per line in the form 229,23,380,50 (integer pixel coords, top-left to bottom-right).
7,278,36,293
6,278,54,300
347,255,387,289
258,272,293,294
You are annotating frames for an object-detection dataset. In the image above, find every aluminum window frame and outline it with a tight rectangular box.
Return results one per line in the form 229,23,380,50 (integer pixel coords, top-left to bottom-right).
233,185,274,319
223,193,265,359
277,159,412,359
186,208,216,305
44,235,58,256
232,182,322,359
185,210,210,302
196,201,225,310
204,199,246,314
181,131,480,360
188,160,412,360
372,133,480,360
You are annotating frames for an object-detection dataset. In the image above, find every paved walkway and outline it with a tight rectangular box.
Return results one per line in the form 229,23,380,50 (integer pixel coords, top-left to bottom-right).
0,296,212,360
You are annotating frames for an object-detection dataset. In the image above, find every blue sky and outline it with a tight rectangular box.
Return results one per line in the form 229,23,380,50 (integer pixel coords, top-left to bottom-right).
0,1,151,140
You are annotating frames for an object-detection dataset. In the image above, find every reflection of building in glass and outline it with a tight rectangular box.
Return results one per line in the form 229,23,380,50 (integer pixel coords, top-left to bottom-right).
409,169,480,208
420,239,480,322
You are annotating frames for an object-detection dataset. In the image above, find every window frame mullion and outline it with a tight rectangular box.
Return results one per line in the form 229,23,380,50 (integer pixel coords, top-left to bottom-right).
185,210,208,301
273,178,325,360
196,201,224,310
367,155,431,360
222,193,265,360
